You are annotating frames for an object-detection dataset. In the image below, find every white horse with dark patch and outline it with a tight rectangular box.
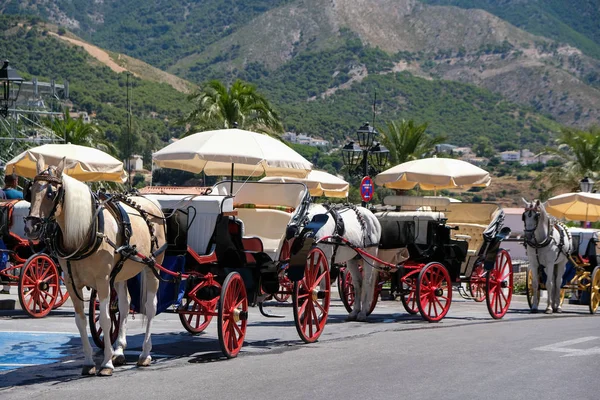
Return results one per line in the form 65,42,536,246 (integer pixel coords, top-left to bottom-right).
522,199,572,314
305,203,381,322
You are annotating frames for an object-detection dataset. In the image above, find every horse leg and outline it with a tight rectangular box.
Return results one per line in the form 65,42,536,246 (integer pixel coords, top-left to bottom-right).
137,268,159,367
97,283,115,376
530,264,540,313
112,281,129,366
544,264,554,314
357,249,378,322
553,262,566,313
72,286,96,376
345,260,362,321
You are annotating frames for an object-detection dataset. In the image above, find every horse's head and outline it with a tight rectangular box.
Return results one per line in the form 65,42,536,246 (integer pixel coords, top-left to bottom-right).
24,156,66,240
521,198,546,240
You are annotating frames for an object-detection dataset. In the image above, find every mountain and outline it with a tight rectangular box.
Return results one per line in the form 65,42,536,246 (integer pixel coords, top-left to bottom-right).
0,16,192,166
2,0,600,147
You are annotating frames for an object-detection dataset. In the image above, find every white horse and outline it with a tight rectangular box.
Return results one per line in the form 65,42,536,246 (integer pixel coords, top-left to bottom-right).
306,203,381,322
24,157,166,376
522,199,572,314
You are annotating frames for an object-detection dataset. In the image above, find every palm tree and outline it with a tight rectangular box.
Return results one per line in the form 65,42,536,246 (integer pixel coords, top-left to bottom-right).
377,119,446,165
181,79,284,137
44,109,118,156
535,125,600,198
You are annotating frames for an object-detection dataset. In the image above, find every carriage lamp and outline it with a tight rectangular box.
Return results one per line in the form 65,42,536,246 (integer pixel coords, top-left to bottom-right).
580,177,594,193
341,142,363,170
0,60,24,118
369,142,390,171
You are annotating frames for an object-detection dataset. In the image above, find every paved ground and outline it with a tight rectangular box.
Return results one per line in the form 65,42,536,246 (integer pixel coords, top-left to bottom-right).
0,286,598,399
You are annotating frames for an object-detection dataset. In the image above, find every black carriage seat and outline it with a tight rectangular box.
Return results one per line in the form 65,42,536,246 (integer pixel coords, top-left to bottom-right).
0,201,14,239
164,208,190,257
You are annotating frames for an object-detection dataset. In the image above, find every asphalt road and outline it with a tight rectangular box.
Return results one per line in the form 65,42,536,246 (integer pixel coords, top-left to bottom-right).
1,291,599,400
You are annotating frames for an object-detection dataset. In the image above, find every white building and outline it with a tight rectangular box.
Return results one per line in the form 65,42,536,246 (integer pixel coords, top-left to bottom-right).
128,155,144,171
500,150,520,162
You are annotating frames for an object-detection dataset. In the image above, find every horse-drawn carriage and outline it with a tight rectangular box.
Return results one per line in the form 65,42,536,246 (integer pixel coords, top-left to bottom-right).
0,199,69,317
91,179,331,357
334,195,513,322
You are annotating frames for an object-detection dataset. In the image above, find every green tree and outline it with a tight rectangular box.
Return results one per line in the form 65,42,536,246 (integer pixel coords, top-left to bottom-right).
181,79,284,137
473,136,495,158
536,125,600,197
44,109,118,156
377,119,446,165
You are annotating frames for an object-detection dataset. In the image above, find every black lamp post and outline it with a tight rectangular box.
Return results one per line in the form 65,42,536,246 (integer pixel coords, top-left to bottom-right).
0,60,24,118
341,122,390,206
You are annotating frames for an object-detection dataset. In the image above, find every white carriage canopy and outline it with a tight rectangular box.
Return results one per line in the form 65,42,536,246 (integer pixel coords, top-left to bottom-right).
152,128,312,178
259,170,349,198
5,143,127,182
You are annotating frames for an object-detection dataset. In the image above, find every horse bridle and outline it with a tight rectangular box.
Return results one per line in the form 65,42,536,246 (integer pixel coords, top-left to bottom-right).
522,205,553,248
23,171,65,230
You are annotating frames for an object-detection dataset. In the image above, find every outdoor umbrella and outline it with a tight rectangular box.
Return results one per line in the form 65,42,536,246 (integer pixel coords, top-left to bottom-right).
545,192,600,222
5,143,127,182
260,170,349,198
152,129,312,186
375,157,491,193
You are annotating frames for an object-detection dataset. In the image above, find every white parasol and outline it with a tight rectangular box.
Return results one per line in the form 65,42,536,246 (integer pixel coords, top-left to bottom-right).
5,143,127,182
152,129,312,179
375,157,491,193
260,170,349,198
545,192,600,222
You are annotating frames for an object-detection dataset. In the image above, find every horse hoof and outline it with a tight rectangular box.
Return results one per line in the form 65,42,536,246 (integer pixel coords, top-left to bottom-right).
530,308,538,314
545,308,553,314
554,307,562,313
81,365,96,376
112,354,126,366
356,313,368,322
346,314,358,322
96,367,113,377
137,356,152,367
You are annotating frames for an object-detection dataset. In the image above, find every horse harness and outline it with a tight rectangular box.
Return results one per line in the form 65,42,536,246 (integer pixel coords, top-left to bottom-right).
27,172,166,301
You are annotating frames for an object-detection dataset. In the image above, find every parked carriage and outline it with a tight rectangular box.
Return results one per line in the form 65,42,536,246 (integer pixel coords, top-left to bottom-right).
90,180,332,357
0,199,69,317
334,196,513,322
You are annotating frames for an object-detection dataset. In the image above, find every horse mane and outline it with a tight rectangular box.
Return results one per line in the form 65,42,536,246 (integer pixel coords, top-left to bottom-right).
61,174,93,250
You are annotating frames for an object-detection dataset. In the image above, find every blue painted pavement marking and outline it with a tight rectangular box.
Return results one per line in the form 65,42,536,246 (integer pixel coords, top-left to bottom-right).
0,331,79,372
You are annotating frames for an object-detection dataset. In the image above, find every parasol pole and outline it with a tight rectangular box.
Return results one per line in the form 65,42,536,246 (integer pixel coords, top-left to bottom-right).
230,163,234,193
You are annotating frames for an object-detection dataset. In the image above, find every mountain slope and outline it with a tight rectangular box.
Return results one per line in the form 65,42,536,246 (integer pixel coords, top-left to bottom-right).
421,0,600,60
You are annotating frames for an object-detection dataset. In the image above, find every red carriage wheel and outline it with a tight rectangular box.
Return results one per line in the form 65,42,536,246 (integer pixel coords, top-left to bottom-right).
52,273,70,309
486,249,513,319
293,247,330,343
88,288,121,348
525,268,539,309
416,262,452,322
18,254,59,318
274,240,292,302
217,272,248,358
400,277,419,315
179,297,214,334
468,263,487,302
339,266,355,314
336,265,346,303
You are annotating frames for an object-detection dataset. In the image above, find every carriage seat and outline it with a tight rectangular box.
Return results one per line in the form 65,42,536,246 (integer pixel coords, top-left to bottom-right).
235,208,292,261
449,223,488,256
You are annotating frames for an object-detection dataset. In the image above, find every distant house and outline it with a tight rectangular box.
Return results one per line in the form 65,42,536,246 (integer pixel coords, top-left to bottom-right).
128,155,144,171
435,143,458,154
284,132,330,147
500,150,520,162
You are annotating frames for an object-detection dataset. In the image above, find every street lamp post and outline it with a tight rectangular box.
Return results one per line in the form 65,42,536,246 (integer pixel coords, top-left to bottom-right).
579,176,594,228
341,122,390,207
0,60,24,118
